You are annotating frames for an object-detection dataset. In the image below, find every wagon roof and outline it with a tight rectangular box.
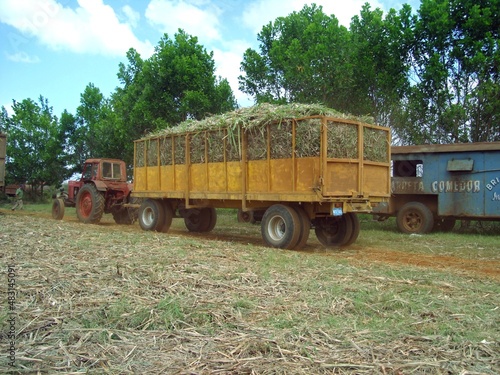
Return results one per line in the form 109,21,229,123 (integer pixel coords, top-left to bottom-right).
139,103,376,140
392,142,500,154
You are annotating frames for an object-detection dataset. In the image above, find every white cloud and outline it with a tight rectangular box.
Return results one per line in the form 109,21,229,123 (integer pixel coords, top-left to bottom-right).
5,51,40,63
0,0,154,57
212,40,254,106
145,0,222,43
122,5,140,28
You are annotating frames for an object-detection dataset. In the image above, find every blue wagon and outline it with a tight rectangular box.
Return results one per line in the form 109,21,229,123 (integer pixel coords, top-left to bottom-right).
374,142,500,233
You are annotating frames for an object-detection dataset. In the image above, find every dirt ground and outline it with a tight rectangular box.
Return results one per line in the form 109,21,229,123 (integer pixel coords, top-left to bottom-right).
1,208,499,374
2,208,500,281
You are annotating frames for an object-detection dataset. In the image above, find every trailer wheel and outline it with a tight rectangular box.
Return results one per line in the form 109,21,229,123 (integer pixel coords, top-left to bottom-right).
342,213,360,246
261,204,301,249
292,206,310,250
184,207,217,232
396,202,434,234
237,209,256,224
139,199,165,231
76,184,105,224
159,200,174,233
52,199,65,220
314,215,353,247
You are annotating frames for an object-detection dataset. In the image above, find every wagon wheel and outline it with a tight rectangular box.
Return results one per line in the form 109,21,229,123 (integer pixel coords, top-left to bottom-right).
159,200,174,233
52,198,65,220
138,199,165,231
396,202,434,234
75,184,105,224
184,207,217,232
237,209,256,223
314,214,353,247
292,205,311,250
342,212,360,246
261,204,301,249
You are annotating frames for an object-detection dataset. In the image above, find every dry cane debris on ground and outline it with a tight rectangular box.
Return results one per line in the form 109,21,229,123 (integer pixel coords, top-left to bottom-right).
0,211,499,374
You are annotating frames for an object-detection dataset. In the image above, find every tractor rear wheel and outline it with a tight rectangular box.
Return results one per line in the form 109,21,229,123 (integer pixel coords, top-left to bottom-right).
52,198,65,220
76,184,105,224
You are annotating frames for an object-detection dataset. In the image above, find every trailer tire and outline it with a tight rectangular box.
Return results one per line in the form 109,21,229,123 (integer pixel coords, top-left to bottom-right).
261,204,301,249
76,184,105,224
237,209,256,224
139,199,165,231
159,200,174,233
314,215,353,247
184,207,217,232
52,198,65,220
342,212,360,246
396,202,434,234
292,206,310,250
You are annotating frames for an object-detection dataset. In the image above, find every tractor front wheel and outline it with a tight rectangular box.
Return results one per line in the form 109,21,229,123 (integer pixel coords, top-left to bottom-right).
52,198,65,220
76,184,105,224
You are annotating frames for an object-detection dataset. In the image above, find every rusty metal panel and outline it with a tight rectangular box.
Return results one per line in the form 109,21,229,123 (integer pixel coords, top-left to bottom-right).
134,167,147,191
247,160,268,192
146,166,160,191
226,162,242,192
207,163,226,192
190,163,206,192
160,166,175,191
364,165,391,196
447,159,474,171
269,159,293,192
295,157,320,192
174,165,187,192
391,146,500,219
324,162,359,195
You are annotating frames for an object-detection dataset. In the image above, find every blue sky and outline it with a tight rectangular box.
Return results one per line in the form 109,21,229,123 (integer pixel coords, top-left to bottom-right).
0,0,419,118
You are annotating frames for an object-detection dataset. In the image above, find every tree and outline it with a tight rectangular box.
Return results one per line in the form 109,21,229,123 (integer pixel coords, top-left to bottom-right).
239,4,353,111
2,97,71,197
111,31,237,165
349,4,414,127
402,0,500,144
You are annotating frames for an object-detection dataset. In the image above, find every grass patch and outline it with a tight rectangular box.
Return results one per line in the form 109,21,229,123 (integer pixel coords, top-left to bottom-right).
0,207,498,374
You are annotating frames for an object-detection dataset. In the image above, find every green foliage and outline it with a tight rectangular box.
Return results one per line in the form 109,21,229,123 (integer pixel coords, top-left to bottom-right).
240,1,500,145
400,0,500,144
1,96,72,196
239,4,353,110
110,30,237,165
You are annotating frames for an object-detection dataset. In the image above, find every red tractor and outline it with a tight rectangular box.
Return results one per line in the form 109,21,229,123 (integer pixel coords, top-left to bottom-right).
52,158,136,224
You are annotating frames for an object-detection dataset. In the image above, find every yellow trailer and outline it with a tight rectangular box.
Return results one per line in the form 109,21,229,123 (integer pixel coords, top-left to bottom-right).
132,107,391,249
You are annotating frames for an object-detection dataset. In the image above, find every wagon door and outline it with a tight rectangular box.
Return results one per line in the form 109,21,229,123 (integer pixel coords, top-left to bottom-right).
322,120,390,198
